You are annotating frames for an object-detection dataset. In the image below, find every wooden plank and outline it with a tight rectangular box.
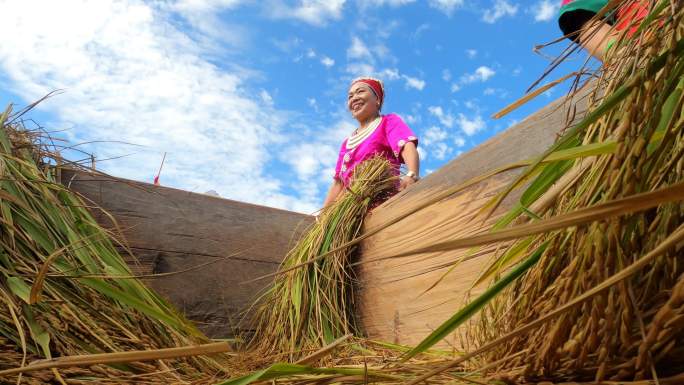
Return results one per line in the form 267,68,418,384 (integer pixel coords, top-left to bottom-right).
60,170,313,338
356,89,590,347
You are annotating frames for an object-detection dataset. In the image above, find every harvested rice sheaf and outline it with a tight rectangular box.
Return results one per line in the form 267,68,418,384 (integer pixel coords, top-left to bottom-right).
249,156,397,360
472,1,684,383
0,108,232,383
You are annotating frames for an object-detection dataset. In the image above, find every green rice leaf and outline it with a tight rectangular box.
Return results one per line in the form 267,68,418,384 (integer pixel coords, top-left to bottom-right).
24,305,51,358
7,276,31,304
80,278,183,330
217,363,387,385
402,241,549,360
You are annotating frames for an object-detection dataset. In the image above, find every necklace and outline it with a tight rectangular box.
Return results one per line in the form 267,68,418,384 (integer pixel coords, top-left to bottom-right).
346,116,381,150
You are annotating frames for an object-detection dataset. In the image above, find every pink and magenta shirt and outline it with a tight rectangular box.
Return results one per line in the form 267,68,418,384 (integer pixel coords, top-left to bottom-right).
334,113,417,186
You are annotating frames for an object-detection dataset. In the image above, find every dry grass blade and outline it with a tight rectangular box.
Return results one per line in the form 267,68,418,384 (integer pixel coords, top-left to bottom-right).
295,334,353,365
376,181,684,260
492,72,580,119
0,342,232,376
407,224,684,385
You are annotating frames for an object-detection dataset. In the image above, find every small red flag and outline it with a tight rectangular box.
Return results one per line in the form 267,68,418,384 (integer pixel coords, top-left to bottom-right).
154,152,166,186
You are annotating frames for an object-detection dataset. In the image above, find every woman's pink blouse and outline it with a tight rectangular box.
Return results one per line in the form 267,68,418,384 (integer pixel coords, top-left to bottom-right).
334,113,418,186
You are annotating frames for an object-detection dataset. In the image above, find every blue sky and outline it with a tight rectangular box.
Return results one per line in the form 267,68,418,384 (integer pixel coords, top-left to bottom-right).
0,0,590,213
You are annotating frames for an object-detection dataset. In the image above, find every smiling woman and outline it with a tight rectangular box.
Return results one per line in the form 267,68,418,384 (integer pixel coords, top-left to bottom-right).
322,77,420,209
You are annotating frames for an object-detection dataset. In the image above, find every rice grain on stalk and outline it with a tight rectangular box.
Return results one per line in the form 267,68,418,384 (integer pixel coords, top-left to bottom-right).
249,156,397,360
467,1,684,383
0,107,233,383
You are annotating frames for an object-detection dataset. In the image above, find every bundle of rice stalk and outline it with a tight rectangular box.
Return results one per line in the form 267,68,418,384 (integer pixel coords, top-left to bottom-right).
361,2,684,384
0,107,232,383
249,156,397,360
461,1,684,382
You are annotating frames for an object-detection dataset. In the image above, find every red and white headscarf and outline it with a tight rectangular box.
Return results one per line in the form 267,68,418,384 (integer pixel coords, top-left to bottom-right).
350,77,385,109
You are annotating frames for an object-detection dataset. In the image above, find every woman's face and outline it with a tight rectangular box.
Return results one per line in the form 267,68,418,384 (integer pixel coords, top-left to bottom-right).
347,82,380,122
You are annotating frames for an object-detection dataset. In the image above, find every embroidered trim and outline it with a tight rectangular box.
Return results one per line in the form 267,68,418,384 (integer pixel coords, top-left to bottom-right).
346,116,382,150
393,136,418,157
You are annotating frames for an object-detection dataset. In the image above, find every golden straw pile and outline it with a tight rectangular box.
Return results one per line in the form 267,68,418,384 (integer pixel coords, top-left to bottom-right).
0,108,233,384
471,2,684,383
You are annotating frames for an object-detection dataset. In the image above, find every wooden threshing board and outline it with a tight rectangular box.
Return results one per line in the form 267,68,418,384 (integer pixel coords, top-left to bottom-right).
356,89,589,347
61,169,313,338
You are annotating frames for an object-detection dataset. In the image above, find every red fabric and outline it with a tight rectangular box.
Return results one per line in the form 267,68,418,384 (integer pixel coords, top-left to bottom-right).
352,78,384,107
616,1,650,36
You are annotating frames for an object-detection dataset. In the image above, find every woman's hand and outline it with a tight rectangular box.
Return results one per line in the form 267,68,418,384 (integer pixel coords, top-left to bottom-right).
399,175,417,191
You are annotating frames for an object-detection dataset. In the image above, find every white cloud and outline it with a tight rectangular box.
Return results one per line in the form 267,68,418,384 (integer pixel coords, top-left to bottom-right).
281,142,337,181
346,62,375,76
412,23,430,40
320,56,335,67
272,36,303,53
450,83,461,92
531,0,559,22
167,0,249,47
483,87,509,98
307,48,316,58
465,49,478,59
379,68,401,80
347,36,373,61
461,66,496,83
454,136,466,147
260,89,274,105
307,97,318,109
173,0,246,12
278,118,356,213
482,0,518,23
432,142,450,160
404,114,420,124
0,0,322,212
402,75,426,90
442,69,452,82
422,125,448,146
457,113,486,136
428,0,464,16
428,106,454,128
267,0,347,26
358,0,416,7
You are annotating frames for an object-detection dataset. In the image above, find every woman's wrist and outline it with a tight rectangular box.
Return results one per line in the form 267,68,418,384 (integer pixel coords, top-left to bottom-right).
405,170,419,181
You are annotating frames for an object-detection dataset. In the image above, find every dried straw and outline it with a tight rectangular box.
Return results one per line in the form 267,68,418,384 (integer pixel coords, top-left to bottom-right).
467,1,684,383
249,156,398,360
0,106,233,383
